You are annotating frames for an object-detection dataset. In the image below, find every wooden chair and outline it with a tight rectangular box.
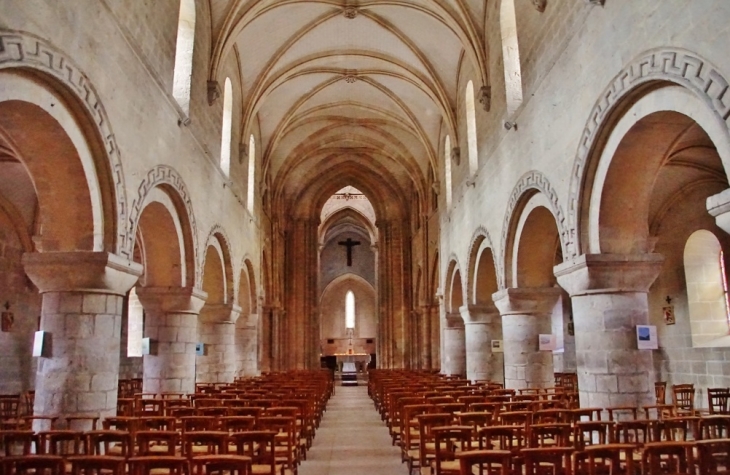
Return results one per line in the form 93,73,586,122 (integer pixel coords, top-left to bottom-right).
655,382,667,405
228,431,277,475
573,421,613,450
138,416,176,431
574,444,635,475
417,413,453,473
671,384,695,415
257,416,298,474
84,430,132,457
180,417,216,432
708,388,730,415
68,455,126,475
700,415,730,440
478,425,525,474
606,406,638,422
6,455,66,475
135,430,179,456
128,456,190,475
432,426,473,475
527,423,571,448
654,417,696,442
456,449,511,475
696,439,730,474
521,447,573,475
0,430,36,456
613,419,651,446
642,441,693,474
401,404,433,473
190,455,252,475
570,408,602,423
498,411,532,427
219,416,256,433
182,431,229,458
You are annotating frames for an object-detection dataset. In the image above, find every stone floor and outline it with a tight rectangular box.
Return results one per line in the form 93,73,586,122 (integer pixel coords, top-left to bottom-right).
299,384,405,475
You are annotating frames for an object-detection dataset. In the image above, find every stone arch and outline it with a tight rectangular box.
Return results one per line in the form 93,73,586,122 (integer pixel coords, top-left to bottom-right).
237,257,257,315
445,256,465,313
0,30,128,256
500,171,567,288
466,226,497,305
466,226,499,306
128,166,198,288
202,226,234,305
133,187,189,288
568,47,730,257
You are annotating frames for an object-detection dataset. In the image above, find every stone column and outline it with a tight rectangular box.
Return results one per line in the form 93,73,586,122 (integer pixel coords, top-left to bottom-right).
197,304,241,384
493,288,560,389
22,252,142,425
236,311,258,377
555,253,663,408
441,313,465,376
136,287,206,394
459,304,503,383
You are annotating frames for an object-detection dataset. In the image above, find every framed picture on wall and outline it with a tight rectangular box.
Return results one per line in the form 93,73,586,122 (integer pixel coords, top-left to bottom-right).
663,306,676,325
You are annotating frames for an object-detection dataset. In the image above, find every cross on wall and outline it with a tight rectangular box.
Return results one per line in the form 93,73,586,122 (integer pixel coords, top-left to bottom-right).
338,238,361,266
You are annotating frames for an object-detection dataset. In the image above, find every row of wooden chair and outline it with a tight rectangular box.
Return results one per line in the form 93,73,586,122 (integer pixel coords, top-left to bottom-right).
1,454,254,475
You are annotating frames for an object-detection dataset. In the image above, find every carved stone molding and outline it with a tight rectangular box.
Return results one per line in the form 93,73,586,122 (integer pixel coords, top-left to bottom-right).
567,48,730,258
532,0,547,13
343,70,358,83
499,170,568,289
127,165,200,285
479,85,491,112
0,29,130,258
343,7,358,19
207,80,221,105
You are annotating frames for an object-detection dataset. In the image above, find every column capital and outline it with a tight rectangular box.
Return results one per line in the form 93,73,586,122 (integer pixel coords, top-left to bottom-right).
554,253,663,297
445,312,463,328
458,304,499,324
136,286,207,314
23,251,142,295
492,287,561,315
707,188,730,234
199,303,242,323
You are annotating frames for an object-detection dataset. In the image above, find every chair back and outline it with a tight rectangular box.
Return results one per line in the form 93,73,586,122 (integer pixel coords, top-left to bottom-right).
672,384,695,413
708,388,730,415
696,439,730,475
190,455,252,475
228,431,276,475
574,444,634,475
9,455,65,475
129,456,189,475
456,449,510,475
70,455,126,475
642,442,693,475
135,430,178,456
84,430,132,457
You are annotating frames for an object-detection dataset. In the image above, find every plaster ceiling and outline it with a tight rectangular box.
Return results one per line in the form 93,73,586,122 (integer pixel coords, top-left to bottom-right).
208,0,489,215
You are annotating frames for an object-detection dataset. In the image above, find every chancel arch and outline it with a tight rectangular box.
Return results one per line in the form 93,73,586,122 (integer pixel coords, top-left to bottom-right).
442,259,466,376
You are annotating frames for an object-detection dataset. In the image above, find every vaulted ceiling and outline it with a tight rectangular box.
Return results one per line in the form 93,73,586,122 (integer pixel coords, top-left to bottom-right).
208,0,490,217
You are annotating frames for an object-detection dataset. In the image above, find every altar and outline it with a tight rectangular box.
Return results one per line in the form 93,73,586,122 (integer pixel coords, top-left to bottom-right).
335,353,370,386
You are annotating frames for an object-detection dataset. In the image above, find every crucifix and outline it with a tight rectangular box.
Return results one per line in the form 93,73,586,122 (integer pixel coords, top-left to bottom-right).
338,237,361,266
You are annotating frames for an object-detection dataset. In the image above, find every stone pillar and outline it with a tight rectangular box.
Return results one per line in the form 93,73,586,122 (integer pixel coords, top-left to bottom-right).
22,252,142,425
236,311,258,377
459,304,503,383
493,288,560,389
555,253,663,408
136,287,206,394
197,304,241,384
441,313,465,376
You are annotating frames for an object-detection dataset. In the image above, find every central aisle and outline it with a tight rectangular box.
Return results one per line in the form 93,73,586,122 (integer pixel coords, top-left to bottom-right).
299,385,405,475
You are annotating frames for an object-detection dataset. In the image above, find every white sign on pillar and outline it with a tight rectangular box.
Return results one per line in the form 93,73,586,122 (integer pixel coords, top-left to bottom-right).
538,334,556,351
636,325,658,350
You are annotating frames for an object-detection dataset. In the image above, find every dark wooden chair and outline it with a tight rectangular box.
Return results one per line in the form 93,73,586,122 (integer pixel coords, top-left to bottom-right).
190,455,252,475
574,444,635,475
68,455,126,475
128,456,190,475
521,447,573,475
7,455,66,475
696,439,730,474
708,388,730,415
456,449,511,475
642,441,693,475
432,426,473,475
228,431,277,475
